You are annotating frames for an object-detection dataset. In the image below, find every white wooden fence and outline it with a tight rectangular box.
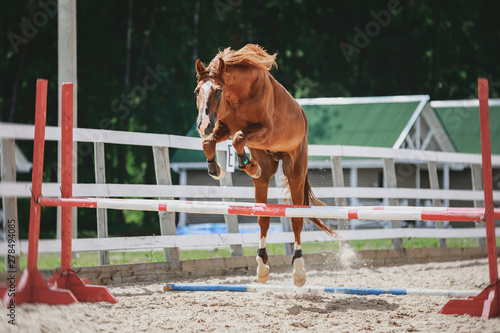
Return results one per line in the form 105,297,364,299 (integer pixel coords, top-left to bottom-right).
1,122,499,265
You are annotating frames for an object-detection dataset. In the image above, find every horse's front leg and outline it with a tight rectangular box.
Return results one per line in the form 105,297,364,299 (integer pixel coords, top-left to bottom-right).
203,121,229,180
251,150,279,284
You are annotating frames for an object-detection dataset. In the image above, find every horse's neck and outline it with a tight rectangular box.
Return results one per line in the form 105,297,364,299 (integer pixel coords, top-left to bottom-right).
228,66,266,91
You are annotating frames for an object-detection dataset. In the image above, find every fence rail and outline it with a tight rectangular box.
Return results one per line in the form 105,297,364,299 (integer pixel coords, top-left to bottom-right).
1,182,498,202
2,122,500,163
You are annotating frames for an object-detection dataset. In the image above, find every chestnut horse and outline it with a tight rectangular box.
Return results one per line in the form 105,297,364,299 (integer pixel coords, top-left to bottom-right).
194,44,334,287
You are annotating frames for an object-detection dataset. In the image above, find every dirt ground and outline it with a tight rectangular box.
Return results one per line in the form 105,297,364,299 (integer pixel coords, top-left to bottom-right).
1,255,500,333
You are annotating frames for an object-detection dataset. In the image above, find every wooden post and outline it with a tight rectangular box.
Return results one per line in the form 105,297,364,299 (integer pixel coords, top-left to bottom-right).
57,0,78,242
1,139,20,272
427,161,446,247
216,150,243,257
383,158,403,249
94,142,109,265
471,164,486,247
330,156,349,230
152,146,178,262
275,161,293,255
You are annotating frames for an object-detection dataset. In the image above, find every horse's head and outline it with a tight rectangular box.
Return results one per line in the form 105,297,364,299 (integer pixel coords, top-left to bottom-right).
194,58,226,138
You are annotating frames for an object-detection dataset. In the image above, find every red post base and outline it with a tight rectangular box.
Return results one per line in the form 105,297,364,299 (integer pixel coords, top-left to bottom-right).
439,280,500,319
0,269,78,307
48,269,118,303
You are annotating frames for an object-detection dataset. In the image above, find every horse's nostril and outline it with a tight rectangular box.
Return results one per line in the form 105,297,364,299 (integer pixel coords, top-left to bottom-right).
204,124,212,136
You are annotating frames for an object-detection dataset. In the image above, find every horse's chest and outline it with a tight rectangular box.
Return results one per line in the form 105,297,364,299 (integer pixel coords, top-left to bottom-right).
224,116,261,135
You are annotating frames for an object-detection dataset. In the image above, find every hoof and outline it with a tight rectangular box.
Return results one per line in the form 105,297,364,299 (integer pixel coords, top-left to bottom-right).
292,257,306,287
209,165,226,180
256,255,269,284
293,274,306,287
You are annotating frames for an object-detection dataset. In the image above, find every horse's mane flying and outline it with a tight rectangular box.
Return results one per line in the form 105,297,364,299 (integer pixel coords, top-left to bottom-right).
209,44,277,72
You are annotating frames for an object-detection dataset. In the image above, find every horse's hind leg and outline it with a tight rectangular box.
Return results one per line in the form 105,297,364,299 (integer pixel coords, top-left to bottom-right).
250,149,279,283
282,148,308,287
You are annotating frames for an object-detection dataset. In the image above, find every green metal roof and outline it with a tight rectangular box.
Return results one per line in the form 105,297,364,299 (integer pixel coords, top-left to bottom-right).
431,100,500,155
304,102,420,147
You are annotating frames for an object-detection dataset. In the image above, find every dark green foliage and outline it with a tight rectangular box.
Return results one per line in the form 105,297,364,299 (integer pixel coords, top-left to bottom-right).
1,0,499,237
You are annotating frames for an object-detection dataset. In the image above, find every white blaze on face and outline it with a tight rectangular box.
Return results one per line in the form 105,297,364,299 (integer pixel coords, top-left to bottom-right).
198,81,213,135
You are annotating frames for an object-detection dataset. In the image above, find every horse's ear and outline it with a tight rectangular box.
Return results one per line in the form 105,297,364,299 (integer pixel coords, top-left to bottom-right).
195,59,207,77
217,58,226,74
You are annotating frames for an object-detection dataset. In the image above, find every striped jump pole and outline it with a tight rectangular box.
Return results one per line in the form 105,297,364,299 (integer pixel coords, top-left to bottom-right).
39,197,500,222
163,283,479,298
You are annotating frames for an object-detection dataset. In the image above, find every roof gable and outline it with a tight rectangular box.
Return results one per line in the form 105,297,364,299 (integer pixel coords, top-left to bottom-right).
304,101,421,147
431,99,500,155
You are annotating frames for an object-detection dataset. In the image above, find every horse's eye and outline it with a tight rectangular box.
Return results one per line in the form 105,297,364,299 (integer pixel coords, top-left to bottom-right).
215,88,222,99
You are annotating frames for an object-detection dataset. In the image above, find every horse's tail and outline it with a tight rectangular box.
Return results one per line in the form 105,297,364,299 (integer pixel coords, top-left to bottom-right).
304,175,336,236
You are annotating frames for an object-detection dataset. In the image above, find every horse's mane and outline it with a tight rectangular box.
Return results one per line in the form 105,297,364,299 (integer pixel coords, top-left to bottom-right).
209,44,277,72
